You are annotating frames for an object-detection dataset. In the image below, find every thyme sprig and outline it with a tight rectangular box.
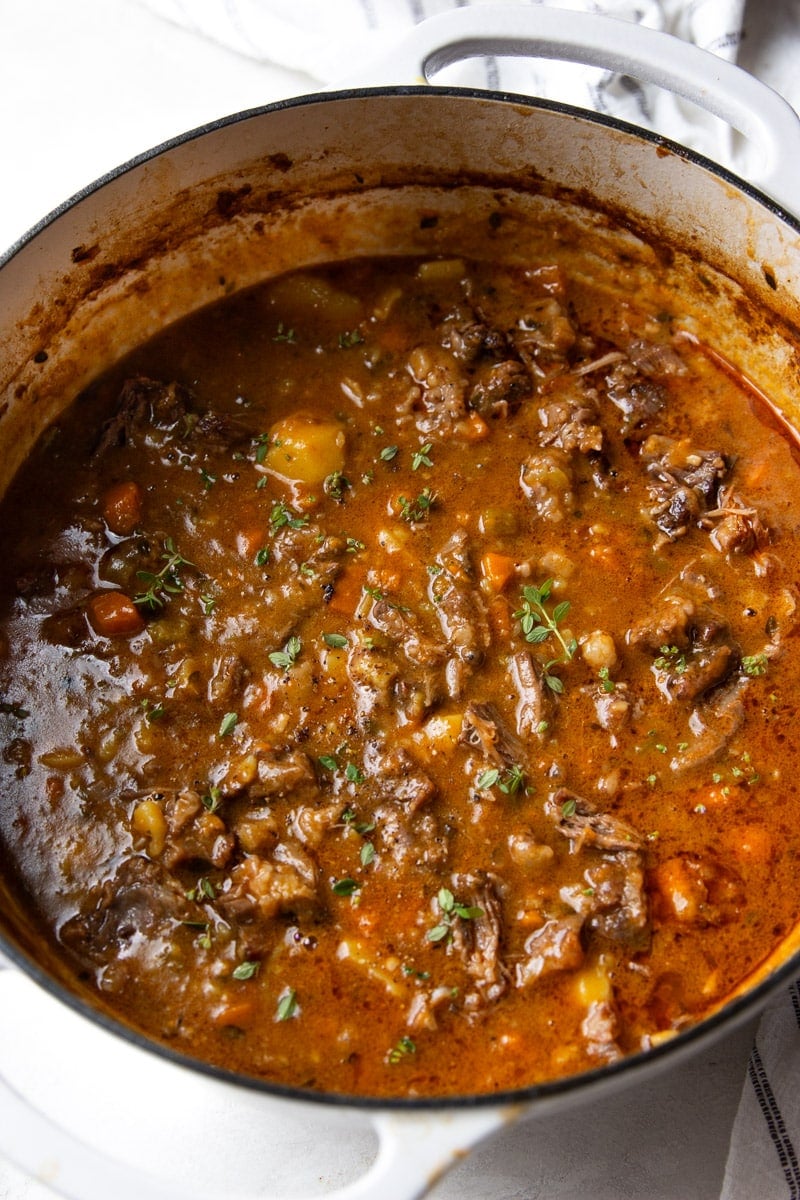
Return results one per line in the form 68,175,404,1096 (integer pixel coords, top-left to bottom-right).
427,887,483,943
134,537,195,611
514,580,577,694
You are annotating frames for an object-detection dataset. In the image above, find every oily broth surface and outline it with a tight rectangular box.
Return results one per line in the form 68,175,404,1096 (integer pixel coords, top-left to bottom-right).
0,256,798,1097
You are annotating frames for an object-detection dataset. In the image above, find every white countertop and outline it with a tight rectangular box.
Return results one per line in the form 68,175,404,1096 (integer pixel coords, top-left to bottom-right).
0,1,798,1198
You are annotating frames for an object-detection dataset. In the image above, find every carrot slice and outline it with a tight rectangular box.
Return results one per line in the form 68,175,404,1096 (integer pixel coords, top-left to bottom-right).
480,552,516,594
102,481,143,536
88,591,145,637
328,565,366,616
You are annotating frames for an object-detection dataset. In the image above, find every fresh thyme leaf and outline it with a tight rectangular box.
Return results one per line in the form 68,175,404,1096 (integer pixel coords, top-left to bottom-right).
397,488,435,523
426,922,450,943
218,711,238,738
133,538,195,611
344,761,365,784
324,470,350,501
276,987,298,1021
338,329,364,348
360,841,376,867
654,644,687,673
379,445,399,462
269,635,302,671
255,547,270,566
742,653,768,677
599,666,615,693
232,960,259,981
427,886,483,943
140,698,165,723
273,323,297,343
411,442,434,471
388,1036,416,1064
323,632,348,649
202,785,222,812
318,754,339,772
476,768,501,791
269,500,309,532
332,877,361,896
513,580,576,692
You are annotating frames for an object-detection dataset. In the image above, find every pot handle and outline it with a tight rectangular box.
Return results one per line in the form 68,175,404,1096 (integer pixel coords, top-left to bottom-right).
0,1076,513,1200
346,4,800,214
0,969,516,1200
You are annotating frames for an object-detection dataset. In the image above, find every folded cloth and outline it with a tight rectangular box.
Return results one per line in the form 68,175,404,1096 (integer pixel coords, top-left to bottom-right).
130,5,800,1197
722,983,800,1200
135,0,746,164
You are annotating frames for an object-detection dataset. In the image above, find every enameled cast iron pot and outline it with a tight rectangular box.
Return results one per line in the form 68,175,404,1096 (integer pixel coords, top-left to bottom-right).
2,9,800,1198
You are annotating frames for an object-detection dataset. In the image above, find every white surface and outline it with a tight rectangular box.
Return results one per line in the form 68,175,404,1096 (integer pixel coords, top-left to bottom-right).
0,1,799,1197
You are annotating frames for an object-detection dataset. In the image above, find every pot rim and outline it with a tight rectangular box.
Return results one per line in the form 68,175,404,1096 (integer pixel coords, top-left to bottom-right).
1,83,798,276
2,81,798,1115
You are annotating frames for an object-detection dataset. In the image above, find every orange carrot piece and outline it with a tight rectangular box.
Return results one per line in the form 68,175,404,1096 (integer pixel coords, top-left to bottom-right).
480,551,516,593
102,481,143,536
211,999,257,1028
87,591,145,637
328,565,367,616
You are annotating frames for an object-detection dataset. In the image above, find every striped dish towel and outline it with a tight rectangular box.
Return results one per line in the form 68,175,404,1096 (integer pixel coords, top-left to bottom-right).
722,984,800,1200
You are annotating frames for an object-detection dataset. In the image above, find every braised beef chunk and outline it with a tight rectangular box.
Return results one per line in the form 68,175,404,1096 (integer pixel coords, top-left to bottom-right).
448,873,510,1008
59,856,199,964
515,915,585,987
641,434,730,542
507,651,548,737
538,378,604,454
460,702,526,769
94,376,192,456
469,359,531,418
630,593,741,703
605,360,665,433
431,529,490,695
549,789,644,853
703,490,769,555
3,251,800,1101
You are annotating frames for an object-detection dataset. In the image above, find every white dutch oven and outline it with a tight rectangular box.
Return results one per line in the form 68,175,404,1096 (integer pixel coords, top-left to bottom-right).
2,8,800,1198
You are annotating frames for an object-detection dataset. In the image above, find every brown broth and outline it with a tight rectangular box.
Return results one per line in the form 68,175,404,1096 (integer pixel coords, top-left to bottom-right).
0,255,798,1098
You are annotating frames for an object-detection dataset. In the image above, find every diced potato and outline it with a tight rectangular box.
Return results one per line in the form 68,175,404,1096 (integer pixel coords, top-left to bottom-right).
267,274,363,324
265,414,346,485
574,962,613,1007
319,646,348,683
417,712,463,756
132,797,167,857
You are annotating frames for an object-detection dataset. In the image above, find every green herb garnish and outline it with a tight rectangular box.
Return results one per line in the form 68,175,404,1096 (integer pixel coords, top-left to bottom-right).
134,537,195,611
269,635,302,672
514,579,577,693
427,886,484,943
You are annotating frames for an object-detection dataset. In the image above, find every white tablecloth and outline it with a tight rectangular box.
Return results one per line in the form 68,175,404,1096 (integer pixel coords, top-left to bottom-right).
0,2,799,1198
